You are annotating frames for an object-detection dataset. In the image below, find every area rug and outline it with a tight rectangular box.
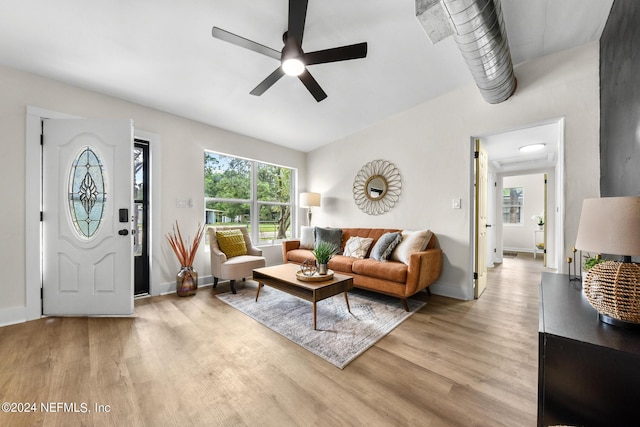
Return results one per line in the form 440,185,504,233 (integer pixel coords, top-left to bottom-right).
216,283,425,369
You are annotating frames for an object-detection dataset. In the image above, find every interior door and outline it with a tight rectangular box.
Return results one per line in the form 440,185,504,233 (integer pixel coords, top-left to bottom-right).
43,119,134,315
475,138,488,298
543,173,548,267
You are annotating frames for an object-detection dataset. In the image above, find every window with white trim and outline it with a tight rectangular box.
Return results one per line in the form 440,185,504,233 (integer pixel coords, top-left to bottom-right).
502,187,524,224
204,151,294,244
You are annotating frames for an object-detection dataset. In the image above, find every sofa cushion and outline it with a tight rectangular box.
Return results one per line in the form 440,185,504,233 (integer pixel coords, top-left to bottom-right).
343,236,374,259
370,232,402,261
299,226,315,249
286,249,316,264
352,259,407,283
314,227,342,254
328,255,358,273
391,229,433,265
341,228,401,257
216,229,247,258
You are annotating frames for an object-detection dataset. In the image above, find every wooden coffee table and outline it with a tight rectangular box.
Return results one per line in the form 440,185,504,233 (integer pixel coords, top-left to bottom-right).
253,263,353,330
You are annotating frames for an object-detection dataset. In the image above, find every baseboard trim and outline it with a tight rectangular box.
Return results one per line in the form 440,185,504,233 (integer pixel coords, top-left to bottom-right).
0,306,29,328
428,282,470,300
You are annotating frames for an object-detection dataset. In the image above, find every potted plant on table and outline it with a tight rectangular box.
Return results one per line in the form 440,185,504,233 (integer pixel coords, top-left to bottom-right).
313,241,338,275
167,221,205,296
531,213,544,230
583,253,605,272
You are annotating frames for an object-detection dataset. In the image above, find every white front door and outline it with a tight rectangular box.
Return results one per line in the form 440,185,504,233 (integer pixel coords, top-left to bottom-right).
43,119,134,315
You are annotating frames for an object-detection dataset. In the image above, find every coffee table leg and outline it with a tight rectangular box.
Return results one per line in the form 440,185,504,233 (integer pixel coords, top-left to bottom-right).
344,291,351,313
255,283,262,302
313,301,317,330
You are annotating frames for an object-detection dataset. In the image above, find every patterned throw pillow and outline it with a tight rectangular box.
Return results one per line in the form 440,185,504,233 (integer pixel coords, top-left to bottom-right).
391,229,433,265
343,236,374,259
216,229,247,258
370,232,402,261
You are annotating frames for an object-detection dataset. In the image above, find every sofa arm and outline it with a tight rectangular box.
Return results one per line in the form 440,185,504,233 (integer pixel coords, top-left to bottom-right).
247,245,263,256
405,248,443,296
282,240,301,263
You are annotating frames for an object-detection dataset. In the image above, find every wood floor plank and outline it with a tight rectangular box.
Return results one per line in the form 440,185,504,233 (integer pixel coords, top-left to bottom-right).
0,252,546,426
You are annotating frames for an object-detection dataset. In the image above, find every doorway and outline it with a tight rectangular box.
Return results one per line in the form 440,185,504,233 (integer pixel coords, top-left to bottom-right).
471,118,564,298
134,139,150,295
25,107,162,322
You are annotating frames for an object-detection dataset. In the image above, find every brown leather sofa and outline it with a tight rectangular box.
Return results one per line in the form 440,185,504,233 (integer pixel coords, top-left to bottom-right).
282,228,442,310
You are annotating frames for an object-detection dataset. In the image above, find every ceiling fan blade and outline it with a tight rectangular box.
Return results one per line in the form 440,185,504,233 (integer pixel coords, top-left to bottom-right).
298,70,327,102
250,67,286,96
288,0,309,46
212,27,281,60
304,42,368,65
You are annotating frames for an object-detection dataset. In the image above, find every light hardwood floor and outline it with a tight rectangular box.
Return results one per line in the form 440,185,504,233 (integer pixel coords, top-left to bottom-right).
1,254,547,426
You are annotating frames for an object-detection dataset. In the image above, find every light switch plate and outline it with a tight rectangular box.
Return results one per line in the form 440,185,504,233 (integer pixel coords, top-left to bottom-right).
453,198,461,209
176,198,192,208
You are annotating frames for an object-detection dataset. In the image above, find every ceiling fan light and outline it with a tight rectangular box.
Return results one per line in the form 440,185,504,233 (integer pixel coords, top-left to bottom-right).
282,58,305,76
519,143,546,152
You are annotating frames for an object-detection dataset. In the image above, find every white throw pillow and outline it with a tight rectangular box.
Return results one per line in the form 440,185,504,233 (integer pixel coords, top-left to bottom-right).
391,229,433,264
299,226,315,249
343,236,374,259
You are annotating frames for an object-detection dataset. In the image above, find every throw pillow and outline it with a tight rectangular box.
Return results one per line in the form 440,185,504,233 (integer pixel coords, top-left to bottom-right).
343,236,374,259
216,229,247,258
370,232,402,261
391,229,433,265
299,226,315,249
314,227,342,254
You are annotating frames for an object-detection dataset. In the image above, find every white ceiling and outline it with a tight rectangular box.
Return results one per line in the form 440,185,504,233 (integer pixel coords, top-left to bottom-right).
0,0,613,152
482,120,562,174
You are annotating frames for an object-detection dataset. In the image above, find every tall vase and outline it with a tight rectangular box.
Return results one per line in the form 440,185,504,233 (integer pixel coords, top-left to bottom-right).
176,266,198,297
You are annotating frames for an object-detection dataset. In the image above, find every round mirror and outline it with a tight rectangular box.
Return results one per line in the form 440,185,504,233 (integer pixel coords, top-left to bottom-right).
366,175,387,200
353,160,401,215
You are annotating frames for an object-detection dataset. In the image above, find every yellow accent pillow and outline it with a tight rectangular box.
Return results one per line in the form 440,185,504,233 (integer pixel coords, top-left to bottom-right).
216,229,247,258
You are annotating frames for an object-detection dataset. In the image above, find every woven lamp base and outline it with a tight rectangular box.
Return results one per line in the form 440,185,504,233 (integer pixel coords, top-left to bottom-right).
583,261,640,327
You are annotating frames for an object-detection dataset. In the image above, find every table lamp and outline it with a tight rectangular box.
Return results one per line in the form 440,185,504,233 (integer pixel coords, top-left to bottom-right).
575,196,640,328
299,192,321,226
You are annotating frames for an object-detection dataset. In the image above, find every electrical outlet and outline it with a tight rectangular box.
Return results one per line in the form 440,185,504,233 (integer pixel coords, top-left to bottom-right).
452,198,461,209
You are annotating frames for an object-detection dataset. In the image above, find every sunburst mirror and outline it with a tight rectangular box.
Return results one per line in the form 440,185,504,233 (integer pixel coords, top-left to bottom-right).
353,160,402,215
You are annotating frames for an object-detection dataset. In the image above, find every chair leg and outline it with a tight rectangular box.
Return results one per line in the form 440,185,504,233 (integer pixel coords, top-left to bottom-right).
425,287,431,296
213,277,219,288
401,298,410,312
230,280,237,294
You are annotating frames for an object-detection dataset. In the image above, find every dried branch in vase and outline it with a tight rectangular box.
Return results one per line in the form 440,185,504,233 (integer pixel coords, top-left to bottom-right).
166,221,205,267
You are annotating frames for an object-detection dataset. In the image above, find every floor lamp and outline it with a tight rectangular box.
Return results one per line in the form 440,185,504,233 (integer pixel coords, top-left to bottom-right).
300,192,321,226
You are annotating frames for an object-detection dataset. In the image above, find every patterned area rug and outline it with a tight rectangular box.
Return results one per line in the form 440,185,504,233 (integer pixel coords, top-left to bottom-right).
503,251,519,258
216,283,425,369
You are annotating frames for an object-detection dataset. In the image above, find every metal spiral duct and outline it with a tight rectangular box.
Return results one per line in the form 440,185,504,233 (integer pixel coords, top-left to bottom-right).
441,0,516,104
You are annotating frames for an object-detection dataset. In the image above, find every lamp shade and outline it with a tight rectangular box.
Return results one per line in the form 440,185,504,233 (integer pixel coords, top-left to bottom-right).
300,192,321,208
575,197,640,256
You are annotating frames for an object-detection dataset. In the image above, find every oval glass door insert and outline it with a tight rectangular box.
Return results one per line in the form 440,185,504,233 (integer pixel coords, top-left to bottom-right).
68,146,106,238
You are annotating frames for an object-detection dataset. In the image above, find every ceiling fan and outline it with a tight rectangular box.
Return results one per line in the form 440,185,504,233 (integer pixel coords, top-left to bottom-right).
211,0,368,102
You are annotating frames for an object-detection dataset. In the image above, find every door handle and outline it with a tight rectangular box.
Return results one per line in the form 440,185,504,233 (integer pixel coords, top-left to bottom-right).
485,224,492,228
118,229,129,236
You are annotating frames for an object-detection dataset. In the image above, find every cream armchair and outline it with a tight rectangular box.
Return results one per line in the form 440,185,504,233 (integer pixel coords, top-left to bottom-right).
209,226,266,294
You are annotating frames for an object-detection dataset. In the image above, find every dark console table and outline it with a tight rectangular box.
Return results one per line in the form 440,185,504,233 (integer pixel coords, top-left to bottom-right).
538,272,640,426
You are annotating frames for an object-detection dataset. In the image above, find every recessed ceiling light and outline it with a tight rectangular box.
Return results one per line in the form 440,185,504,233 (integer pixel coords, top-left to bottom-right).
519,143,546,152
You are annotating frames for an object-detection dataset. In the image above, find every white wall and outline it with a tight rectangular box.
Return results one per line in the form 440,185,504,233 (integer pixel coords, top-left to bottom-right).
0,65,306,324
502,174,545,252
0,41,602,324
307,42,601,300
